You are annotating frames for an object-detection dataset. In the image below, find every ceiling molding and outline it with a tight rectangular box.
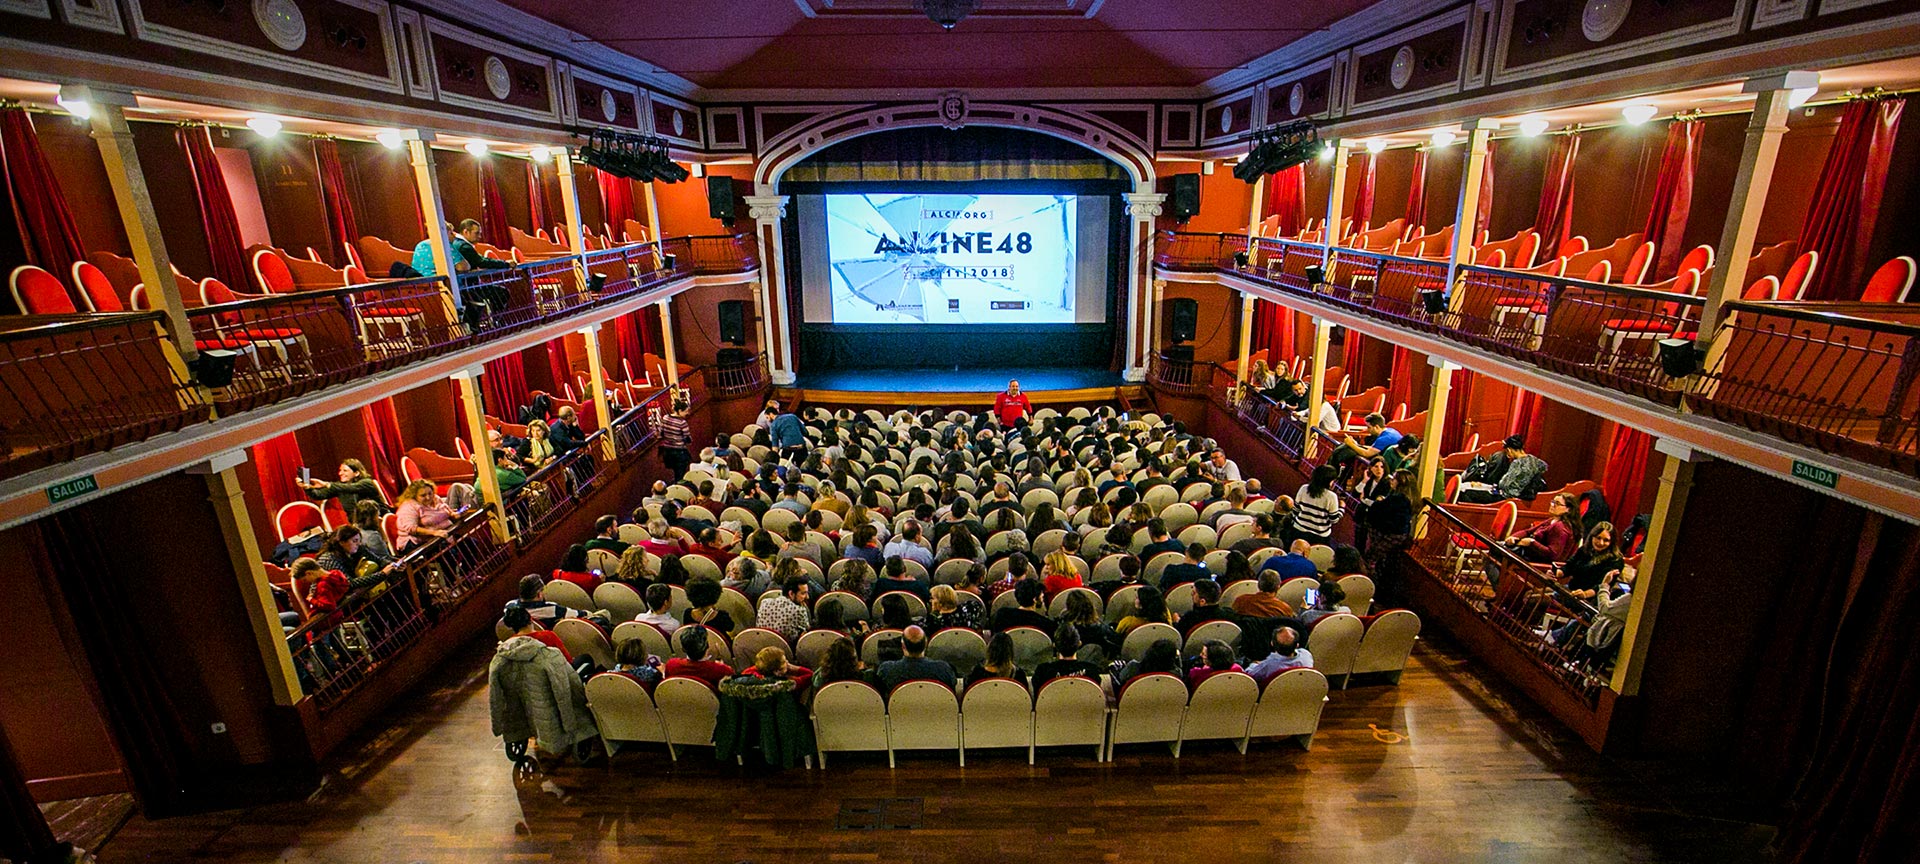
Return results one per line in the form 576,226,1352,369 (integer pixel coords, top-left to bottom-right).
1199,0,1456,97
391,0,702,99
697,85,1207,103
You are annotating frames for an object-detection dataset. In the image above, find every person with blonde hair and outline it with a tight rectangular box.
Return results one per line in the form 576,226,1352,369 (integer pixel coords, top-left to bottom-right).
393,479,453,550
612,545,654,588
1041,549,1082,600
520,419,556,469
924,583,982,632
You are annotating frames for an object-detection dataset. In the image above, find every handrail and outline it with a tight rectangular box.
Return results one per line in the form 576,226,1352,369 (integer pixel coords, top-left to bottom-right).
0,310,174,338
1718,299,1920,336
709,351,770,398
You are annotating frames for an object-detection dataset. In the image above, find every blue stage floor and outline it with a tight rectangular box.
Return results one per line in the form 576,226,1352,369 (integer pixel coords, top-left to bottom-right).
795,366,1121,393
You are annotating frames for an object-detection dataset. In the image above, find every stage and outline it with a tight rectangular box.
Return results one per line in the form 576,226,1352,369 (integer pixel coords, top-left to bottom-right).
780,366,1143,407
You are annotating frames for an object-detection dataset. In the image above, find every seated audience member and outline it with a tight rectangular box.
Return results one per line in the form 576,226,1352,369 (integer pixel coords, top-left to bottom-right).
1297,581,1351,627
1173,578,1239,636
1330,413,1402,476
1158,543,1212,592
965,631,1029,687
875,593,916,631
1382,434,1421,475
682,578,736,635
1031,623,1105,691
613,546,654,589
583,515,629,555
772,484,809,516
507,573,585,629
1112,638,1182,690
924,584,982,632
394,480,454,551
869,555,930,603
315,525,394,586
1138,518,1184,559
989,578,1055,633
875,625,956,693
1210,484,1257,531
690,527,737,567
640,481,674,512
811,638,866,695
813,601,871,641
842,524,885,569
1200,448,1243,483
1186,640,1244,690
663,626,733,691
634,583,681,634
978,482,1021,520
606,637,663,690
745,646,814,692
1259,539,1320,580
833,559,875,598
1054,589,1119,658
941,522,988,566
498,603,572,664
552,544,602,592
640,518,689,558
1095,554,1146,600
489,450,528,499
1233,571,1297,619
1040,550,1084,600
664,501,714,536
981,554,1030,604
779,520,825,569
754,576,813,643
1561,521,1625,601
1245,626,1314,684
1115,584,1175,635
654,555,691,587
883,520,934,568
351,500,395,564
931,498,985,548
688,481,724,516
1456,435,1549,504
300,458,386,515
1501,493,1583,565
722,556,773,599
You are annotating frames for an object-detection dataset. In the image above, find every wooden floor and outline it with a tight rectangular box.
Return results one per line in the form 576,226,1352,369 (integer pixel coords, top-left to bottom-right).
91,637,1777,864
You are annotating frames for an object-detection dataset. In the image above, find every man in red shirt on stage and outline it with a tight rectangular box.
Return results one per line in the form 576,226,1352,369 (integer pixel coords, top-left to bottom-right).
993,379,1033,430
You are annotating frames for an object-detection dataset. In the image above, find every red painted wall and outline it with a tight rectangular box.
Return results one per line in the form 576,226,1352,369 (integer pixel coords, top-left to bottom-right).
655,164,754,238
1153,159,1255,235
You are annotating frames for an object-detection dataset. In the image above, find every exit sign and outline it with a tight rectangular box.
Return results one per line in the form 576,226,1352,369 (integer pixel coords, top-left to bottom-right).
46,474,100,504
1791,460,1839,489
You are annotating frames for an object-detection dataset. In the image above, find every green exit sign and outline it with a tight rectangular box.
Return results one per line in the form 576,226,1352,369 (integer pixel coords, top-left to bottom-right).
1791,460,1839,489
46,474,100,504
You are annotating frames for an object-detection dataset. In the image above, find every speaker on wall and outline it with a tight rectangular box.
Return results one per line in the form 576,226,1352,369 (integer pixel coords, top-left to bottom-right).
717,299,748,345
1170,173,1201,220
1168,297,1199,343
706,175,736,223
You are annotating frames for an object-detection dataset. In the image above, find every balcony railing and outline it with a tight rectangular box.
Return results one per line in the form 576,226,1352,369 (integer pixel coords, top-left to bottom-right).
502,431,614,541
661,233,762,275
0,313,209,478
1154,230,1247,271
709,351,771,398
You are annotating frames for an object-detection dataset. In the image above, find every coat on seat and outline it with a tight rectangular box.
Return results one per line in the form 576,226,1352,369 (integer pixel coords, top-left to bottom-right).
489,635,598,753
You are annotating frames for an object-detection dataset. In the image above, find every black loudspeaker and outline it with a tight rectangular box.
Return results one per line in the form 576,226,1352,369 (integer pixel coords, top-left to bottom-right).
1170,173,1201,220
706,175,736,223
717,299,748,345
1168,297,1199,343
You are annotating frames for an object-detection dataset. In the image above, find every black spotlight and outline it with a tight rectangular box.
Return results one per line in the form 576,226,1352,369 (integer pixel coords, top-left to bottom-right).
661,253,678,271
1419,288,1447,314
187,348,241,388
1233,250,1250,268
587,273,607,293
1304,264,1326,286
1657,337,1702,378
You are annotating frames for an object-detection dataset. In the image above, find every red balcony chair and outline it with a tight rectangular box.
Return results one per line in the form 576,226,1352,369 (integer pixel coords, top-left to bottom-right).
1475,230,1538,269
10,265,78,314
1386,411,1426,438
342,241,366,273
1440,436,1494,477
454,437,473,460
71,261,125,312
624,219,652,243
357,236,413,276
1779,250,1818,301
405,446,477,492
1599,268,1705,359
87,250,143,299
200,278,307,370
253,249,298,294
343,264,426,347
304,247,326,263
381,513,400,551
1860,256,1916,303
1746,240,1797,285
1742,275,1780,302
1337,385,1387,429
1447,499,1518,576
128,284,245,353
1556,236,1588,259
1619,242,1655,285
275,500,327,542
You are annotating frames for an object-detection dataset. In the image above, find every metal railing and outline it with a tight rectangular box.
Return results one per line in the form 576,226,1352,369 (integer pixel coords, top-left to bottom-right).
501,431,613,540
709,351,770,398
612,385,674,457
1249,237,1328,291
1409,502,1607,707
661,233,762,275
1154,230,1247,271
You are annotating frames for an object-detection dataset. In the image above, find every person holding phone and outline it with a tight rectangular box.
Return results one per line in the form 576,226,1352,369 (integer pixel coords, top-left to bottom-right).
301,459,385,515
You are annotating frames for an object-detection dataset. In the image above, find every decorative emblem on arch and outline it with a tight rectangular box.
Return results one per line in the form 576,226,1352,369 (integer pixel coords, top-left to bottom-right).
938,91,970,129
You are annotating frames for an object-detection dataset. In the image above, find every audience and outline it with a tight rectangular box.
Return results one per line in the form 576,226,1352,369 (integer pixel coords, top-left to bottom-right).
966,632,1028,687
682,578,736,635
1158,542,1211,591
869,555,930,603
989,578,1055,632
924,584,982,632
1297,581,1350,627
663,626,733,691
1186,640,1244,690
1173,579,1238,636
551,544,602,592
1245,626,1313,684
1115,585,1173,635
875,625,956,692
756,576,813,642
1030,623,1105,691
1233,571,1296,619
634,583,681,634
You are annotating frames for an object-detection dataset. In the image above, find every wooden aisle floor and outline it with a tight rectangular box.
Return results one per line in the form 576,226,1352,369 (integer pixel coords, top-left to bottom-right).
94,636,1776,864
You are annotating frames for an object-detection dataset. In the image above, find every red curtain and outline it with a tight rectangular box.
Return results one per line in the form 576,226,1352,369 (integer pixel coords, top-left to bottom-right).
1350,152,1377,231
1341,329,1365,388
1474,140,1496,241
482,354,530,419
449,379,470,443
526,160,550,235
597,170,635,235
1534,133,1581,259
1386,346,1414,417
175,124,249,289
1250,300,1295,367
311,138,359,267
477,158,510,249
546,338,573,398
361,398,406,495
0,106,87,286
1796,97,1907,300
1641,120,1701,280
1404,148,1429,234
1510,388,1546,449
1265,164,1307,236
614,315,645,381
1600,425,1651,520
1442,368,1475,454
252,432,306,514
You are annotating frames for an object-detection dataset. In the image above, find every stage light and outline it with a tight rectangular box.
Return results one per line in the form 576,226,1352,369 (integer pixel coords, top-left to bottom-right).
464,140,489,157
1320,143,1336,160
529,146,551,162
1788,87,1818,109
55,96,91,120
1621,104,1658,124
924,0,976,29
188,348,241,389
1365,138,1386,154
245,116,283,137
1657,337,1702,378
1304,264,1326,286
1429,130,1456,148
1233,251,1250,268
1419,288,1447,315
1517,116,1550,137
375,130,405,150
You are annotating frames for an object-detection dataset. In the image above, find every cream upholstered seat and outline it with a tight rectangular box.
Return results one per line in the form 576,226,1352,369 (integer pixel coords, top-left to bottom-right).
1183,620,1243,656
962,677,1033,759
1109,673,1188,759
584,673,668,756
594,582,645,620
653,677,720,760
1249,667,1330,749
1180,671,1259,754
927,628,989,677
1306,613,1364,688
1120,622,1179,660
1336,574,1376,616
1032,675,1107,762
610,621,672,659
1352,609,1422,685
887,681,962,764
729,628,790,672
553,618,615,667
812,680,890,768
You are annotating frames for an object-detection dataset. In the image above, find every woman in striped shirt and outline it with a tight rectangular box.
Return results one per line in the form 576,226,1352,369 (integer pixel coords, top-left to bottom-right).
1287,464,1345,546
658,400,693,480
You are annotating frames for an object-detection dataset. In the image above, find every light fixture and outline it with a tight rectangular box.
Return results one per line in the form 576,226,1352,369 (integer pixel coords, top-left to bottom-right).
1788,87,1818,109
1418,288,1447,315
690,161,705,178
1320,143,1336,160
1657,337,1702,378
1429,130,1456,148
1621,104,1659,124
54,96,92,120
464,140,489,157
1365,138,1387,154
1201,160,1216,175
245,116,283,137
924,0,976,29
529,146,551,163
374,129,405,150
1517,116,1550,137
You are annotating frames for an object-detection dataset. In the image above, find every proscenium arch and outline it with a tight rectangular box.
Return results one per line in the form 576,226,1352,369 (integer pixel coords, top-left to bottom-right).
753,102,1157,195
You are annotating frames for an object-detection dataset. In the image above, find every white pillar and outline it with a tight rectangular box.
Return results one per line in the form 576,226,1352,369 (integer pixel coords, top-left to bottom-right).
1124,191,1167,382
554,148,588,256
1235,292,1256,384
1447,119,1499,292
1699,71,1818,334
1322,140,1353,261
657,298,680,386
744,194,795,385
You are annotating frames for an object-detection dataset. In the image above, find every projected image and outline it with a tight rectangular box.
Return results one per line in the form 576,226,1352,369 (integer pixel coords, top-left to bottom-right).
826,193,1077,324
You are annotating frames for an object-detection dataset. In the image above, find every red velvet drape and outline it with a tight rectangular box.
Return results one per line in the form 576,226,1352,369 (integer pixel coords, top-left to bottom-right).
175,124,250,289
1265,164,1307,236
1796,97,1907,300
0,106,87,286
1404,148,1429,234
482,354,530,419
597,170,635,235
251,432,306,514
1341,329,1365,389
1474,141,1496,241
614,315,645,381
1351,152,1377,232
526,161,550,235
1534,133,1581,260
1601,425,1651,520
1250,300,1295,367
361,398,406,495
546,338,573,399
311,138,359,267
1442,368,1475,454
1386,346,1414,417
477,158,510,249
1509,388,1546,449
1641,120,1701,281
449,379,470,443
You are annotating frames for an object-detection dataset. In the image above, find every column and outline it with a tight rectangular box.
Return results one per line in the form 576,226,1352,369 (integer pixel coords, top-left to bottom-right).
657,298,681,386
744,194,795,385
1415,357,1456,508
1447,119,1499,293
74,85,194,358
189,452,302,706
1609,439,1705,696
1321,140,1352,261
1303,316,1334,458
642,180,664,243
405,132,462,320
1245,173,1267,269
579,325,618,460
1698,71,1818,335
453,368,510,542
554,148,589,256
1234,293,1256,384
1123,191,1167,381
